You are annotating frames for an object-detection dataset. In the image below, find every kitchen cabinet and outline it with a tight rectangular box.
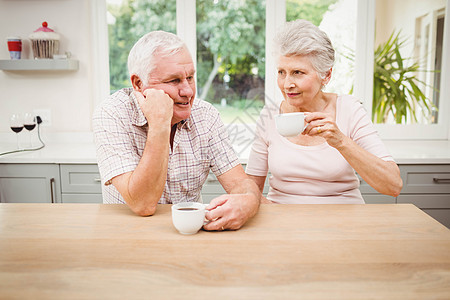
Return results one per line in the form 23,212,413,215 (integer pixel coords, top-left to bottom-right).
0,163,101,204
0,163,61,203
60,164,102,203
1,160,449,227
396,164,450,227
0,59,79,71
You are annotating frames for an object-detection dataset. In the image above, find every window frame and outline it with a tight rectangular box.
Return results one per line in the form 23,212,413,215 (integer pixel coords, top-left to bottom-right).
355,0,450,140
94,0,450,140
91,0,110,110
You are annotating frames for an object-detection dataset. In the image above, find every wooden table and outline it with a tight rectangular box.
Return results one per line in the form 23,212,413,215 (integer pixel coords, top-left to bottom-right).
0,203,449,299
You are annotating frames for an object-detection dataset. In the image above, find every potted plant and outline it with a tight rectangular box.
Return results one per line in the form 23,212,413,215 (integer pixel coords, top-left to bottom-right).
372,31,436,124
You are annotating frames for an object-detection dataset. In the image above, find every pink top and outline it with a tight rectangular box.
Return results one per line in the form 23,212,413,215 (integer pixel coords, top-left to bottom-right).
246,95,395,204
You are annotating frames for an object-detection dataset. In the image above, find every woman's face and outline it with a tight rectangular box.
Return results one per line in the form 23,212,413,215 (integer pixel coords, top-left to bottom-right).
277,55,326,109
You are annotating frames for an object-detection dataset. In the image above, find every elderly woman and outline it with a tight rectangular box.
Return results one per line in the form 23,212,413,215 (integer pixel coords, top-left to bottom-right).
246,19,403,204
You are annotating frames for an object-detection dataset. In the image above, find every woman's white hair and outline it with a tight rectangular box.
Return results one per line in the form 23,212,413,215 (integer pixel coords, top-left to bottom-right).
127,31,186,84
273,19,335,76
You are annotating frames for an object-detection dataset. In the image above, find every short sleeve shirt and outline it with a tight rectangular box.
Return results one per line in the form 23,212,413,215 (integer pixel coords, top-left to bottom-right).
93,88,239,204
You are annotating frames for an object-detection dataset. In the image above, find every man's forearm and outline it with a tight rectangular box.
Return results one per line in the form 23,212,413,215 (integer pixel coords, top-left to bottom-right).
126,128,171,215
229,178,261,218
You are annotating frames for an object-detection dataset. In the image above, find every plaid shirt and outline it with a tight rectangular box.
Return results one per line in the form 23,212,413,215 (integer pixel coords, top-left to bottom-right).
93,88,239,204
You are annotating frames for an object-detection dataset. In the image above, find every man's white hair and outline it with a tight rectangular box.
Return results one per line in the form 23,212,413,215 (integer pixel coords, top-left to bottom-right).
127,31,186,84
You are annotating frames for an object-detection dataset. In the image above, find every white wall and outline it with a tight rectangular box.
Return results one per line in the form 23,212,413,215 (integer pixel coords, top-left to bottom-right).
0,0,98,136
375,0,446,50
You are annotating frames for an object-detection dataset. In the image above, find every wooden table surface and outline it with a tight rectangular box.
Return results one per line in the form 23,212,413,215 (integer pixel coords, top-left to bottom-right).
0,203,449,299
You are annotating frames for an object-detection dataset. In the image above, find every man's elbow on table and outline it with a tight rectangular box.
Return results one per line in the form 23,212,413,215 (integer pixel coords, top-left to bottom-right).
130,203,157,217
125,192,160,216
111,173,159,217
123,191,160,216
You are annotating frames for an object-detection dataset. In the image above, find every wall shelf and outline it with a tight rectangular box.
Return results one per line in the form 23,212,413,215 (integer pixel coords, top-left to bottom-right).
0,59,79,71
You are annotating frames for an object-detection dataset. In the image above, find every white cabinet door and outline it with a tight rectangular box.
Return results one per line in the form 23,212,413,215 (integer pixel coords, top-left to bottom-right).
0,163,61,203
60,164,102,203
400,164,450,194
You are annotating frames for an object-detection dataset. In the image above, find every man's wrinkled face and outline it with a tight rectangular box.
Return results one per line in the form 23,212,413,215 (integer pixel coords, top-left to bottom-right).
145,47,196,125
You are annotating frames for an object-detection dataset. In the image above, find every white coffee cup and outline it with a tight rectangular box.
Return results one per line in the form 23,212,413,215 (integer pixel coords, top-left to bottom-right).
172,202,206,235
275,112,307,137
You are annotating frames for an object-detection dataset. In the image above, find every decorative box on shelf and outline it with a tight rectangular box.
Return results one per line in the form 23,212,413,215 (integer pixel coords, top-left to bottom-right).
0,59,79,71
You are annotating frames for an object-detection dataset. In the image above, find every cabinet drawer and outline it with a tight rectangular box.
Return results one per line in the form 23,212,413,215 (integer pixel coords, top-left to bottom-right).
397,194,450,209
60,164,102,194
363,194,396,204
62,193,103,203
400,165,450,193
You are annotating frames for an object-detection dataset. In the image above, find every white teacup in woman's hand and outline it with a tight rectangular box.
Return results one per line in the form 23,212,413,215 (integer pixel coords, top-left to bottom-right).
275,112,307,137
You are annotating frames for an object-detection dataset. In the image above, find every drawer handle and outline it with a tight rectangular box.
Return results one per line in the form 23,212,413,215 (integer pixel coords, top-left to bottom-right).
50,178,55,203
94,178,102,183
433,177,450,184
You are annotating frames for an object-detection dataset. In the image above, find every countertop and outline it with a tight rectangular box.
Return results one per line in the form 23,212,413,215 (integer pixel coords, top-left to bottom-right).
1,203,449,299
0,142,98,164
0,136,450,164
383,140,450,164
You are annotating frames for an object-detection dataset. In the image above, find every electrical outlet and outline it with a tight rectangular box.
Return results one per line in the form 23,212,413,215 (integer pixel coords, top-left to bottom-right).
33,109,52,127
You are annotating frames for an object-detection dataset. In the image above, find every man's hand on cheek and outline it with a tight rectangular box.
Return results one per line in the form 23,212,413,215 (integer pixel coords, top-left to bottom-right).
134,89,174,127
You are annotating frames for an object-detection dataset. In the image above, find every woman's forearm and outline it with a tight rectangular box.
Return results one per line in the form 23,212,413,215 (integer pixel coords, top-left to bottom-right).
336,136,403,197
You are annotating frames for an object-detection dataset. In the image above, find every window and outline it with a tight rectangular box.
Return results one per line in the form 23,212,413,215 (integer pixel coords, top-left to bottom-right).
196,0,266,125
106,0,176,92
414,8,445,124
373,0,445,126
95,0,450,142
359,0,449,139
286,0,357,97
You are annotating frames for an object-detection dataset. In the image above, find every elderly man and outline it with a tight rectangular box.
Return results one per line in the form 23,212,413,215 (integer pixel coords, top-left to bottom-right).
93,31,260,231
